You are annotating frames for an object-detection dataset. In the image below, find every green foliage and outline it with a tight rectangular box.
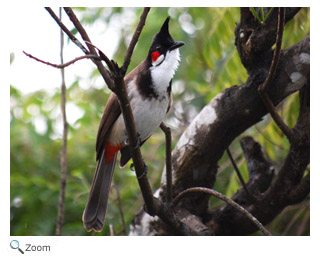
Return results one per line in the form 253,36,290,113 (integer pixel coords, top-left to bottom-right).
10,7,309,236
250,7,275,24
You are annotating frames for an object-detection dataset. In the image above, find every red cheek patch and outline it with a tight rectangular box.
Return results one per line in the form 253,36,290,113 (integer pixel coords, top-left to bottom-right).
151,51,161,62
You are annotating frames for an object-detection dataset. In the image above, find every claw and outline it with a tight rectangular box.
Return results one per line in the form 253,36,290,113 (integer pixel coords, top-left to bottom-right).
130,159,148,179
137,160,148,180
124,132,141,147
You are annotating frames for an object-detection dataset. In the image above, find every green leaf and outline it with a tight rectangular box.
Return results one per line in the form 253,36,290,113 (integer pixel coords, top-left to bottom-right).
250,7,263,23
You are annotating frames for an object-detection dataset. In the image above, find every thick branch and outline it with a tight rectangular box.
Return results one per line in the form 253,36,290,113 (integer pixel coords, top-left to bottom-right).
268,82,310,202
130,13,309,235
173,187,271,236
207,137,274,235
170,36,309,205
235,7,301,72
160,122,173,203
240,136,274,194
208,78,309,236
287,173,310,204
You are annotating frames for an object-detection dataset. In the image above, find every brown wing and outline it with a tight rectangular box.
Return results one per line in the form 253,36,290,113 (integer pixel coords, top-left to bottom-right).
96,93,121,161
95,59,148,162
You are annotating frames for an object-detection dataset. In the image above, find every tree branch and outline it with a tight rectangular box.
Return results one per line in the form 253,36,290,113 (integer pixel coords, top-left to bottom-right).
43,7,203,235
121,7,150,75
226,147,256,202
45,7,89,55
208,79,309,236
61,7,157,215
240,136,274,194
287,173,310,204
130,8,309,235
63,7,114,88
172,187,271,236
160,122,173,203
113,185,126,235
23,51,99,69
109,8,156,216
84,41,115,74
258,7,294,142
56,7,68,236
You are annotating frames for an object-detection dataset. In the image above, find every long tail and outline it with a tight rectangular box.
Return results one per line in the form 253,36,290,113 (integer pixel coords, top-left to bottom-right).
82,150,117,232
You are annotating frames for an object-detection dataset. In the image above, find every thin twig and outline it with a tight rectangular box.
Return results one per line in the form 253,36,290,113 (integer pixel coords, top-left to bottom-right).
254,125,285,150
261,8,285,88
113,185,126,235
63,7,114,88
160,123,172,203
56,7,68,236
45,7,89,55
258,8,294,142
226,147,256,203
172,187,272,236
83,41,115,76
23,51,99,69
63,7,94,52
45,7,113,87
121,7,151,75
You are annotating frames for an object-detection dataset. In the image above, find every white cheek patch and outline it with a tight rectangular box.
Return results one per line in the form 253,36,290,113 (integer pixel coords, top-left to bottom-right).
152,54,164,66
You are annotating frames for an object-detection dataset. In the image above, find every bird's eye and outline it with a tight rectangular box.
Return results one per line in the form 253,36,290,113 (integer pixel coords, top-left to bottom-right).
151,51,161,62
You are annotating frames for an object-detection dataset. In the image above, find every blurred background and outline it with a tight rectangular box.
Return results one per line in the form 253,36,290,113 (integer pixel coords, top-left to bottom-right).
10,7,310,236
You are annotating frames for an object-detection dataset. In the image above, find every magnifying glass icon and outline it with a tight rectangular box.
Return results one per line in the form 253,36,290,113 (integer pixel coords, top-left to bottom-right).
10,240,24,254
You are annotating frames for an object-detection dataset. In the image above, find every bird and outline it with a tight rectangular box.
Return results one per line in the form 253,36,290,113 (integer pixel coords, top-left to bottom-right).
82,16,184,232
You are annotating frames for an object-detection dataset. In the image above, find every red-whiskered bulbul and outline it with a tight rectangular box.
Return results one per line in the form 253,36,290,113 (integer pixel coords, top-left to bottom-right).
82,16,184,232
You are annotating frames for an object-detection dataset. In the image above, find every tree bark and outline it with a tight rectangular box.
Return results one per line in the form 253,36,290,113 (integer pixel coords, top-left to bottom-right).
129,8,309,236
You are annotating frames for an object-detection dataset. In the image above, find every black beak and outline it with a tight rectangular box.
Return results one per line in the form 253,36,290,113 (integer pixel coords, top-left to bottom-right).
169,41,185,51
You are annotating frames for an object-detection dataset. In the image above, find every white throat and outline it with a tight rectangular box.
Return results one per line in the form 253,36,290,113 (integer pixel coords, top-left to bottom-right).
150,49,181,96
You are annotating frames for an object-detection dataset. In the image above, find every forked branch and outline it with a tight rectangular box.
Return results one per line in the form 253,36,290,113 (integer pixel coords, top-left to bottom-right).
258,7,294,142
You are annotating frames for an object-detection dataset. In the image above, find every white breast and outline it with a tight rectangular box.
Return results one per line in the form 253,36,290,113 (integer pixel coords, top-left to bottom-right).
108,49,181,146
150,48,181,96
108,80,169,146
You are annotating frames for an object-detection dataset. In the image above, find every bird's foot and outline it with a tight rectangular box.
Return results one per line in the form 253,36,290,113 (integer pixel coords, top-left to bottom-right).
124,132,141,148
130,159,148,180
137,160,148,179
